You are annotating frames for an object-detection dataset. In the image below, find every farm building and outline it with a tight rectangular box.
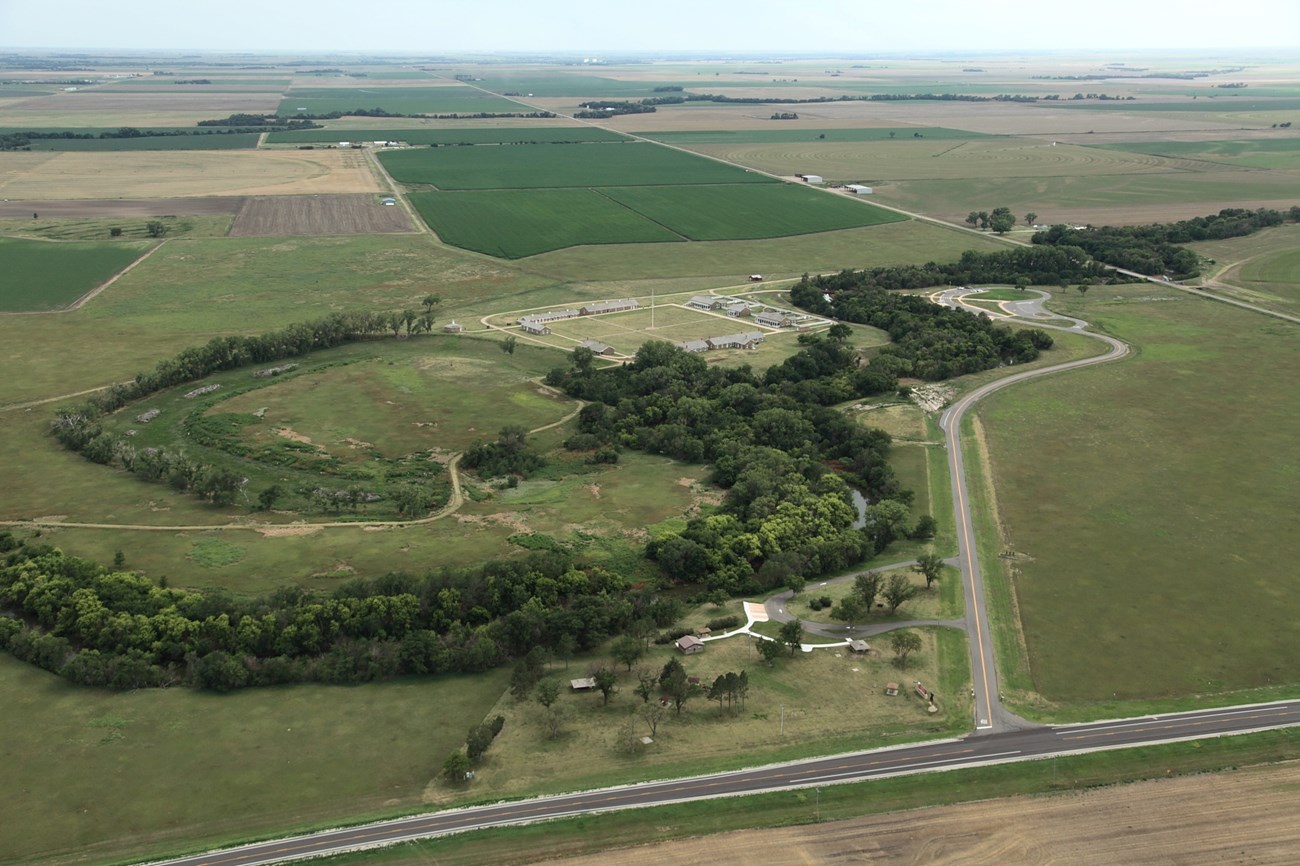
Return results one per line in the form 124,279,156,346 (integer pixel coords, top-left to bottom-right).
688,295,722,311
694,626,713,637
846,184,874,195
579,339,615,355
724,302,751,317
380,197,396,206
754,310,795,328
581,298,639,316
570,677,596,691
848,639,870,654
707,332,764,350
675,635,705,655
885,682,899,696
677,339,710,353
802,174,824,184
519,308,581,325
443,321,464,333
519,318,551,335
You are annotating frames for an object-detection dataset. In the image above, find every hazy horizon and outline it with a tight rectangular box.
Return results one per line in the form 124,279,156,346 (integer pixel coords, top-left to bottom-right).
2,0,1297,54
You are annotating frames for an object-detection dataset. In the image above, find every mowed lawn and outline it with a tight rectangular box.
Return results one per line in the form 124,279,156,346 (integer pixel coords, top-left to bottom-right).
0,236,149,311
267,127,629,145
379,142,773,189
0,655,508,866
976,290,1300,703
602,183,906,240
279,86,523,116
409,188,683,257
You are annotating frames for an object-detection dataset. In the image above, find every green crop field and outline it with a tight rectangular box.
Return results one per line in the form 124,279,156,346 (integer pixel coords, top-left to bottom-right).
976,289,1300,706
602,183,906,240
1044,96,1300,111
278,86,524,116
0,237,149,311
1097,138,1300,170
380,141,775,189
266,126,629,145
643,127,995,144
408,188,683,257
23,133,260,150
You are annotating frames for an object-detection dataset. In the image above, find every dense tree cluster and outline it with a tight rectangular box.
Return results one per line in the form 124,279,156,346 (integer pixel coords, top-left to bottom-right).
0,542,643,691
461,426,546,479
790,278,1054,380
0,126,284,150
195,114,323,128
1031,207,1298,279
546,337,926,594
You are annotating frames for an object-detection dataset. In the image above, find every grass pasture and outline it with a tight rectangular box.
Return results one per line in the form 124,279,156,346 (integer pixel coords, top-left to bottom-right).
379,142,774,189
1191,224,1300,315
976,290,1300,705
0,236,149,311
643,127,996,144
679,138,1213,183
601,183,906,240
409,188,683,258
267,127,630,145
0,655,509,866
279,86,524,116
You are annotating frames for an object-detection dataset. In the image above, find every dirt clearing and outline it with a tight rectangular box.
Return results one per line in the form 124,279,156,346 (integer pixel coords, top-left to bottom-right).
535,761,1300,866
229,194,414,236
0,149,380,200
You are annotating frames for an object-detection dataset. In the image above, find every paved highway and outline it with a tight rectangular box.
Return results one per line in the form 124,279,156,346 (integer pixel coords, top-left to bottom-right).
150,700,1300,866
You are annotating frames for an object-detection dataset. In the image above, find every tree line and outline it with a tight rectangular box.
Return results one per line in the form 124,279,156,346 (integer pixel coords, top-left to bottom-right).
0,538,664,692
1031,207,1300,279
0,124,313,151
50,311,435,508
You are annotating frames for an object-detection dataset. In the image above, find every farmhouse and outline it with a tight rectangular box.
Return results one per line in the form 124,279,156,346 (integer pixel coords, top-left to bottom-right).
580,298,639,316
579,338,615,355
675,635,705,655
442,321,464,334
754,310,795,328
707,331,764,350
846,184,874,195
688,295,722,311
677,339,710,353
519,319,551,335
724,301,751,317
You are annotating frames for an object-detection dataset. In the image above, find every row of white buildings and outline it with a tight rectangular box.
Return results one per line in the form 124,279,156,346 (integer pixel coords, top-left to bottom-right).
518,299,640,335
677,331,766,353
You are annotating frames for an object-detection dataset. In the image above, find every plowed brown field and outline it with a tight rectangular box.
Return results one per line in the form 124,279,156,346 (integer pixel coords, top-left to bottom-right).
535,762,1300,866
228,194,414,236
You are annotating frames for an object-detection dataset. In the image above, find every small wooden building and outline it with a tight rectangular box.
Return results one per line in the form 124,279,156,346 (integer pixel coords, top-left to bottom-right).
885,682,899,696
848,639,870,654
570,677,596,691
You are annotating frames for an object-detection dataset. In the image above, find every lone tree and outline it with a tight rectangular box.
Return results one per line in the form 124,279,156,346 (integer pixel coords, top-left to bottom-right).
965,211,980,228
500,335,517,355
1024,212,1038,226
883,572,920,614
831,593,868,625
442,751,471,782
914,553,945,590
610,634,645,671
422,293,441,313
592,666,618,706
989,207,1016,235
634,667,658,703
535,678,561,710
890,630,923,668
146,220,168,238
779,617,804,657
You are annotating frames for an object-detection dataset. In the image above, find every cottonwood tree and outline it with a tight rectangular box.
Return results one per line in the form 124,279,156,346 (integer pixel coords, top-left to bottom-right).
592,666,618,705
634,667,658,703
914,553,945,589
1025,212,1038,226
854,570,884,611
883,572,920,614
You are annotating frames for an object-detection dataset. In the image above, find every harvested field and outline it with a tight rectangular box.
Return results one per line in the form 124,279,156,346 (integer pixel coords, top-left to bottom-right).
0,197,245,219
229,194,415,236
531,762,1300,866
0,91,281,115
0,149,380,199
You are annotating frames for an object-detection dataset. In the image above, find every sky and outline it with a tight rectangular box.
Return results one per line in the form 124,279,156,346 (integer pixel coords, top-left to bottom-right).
2,0,1298,54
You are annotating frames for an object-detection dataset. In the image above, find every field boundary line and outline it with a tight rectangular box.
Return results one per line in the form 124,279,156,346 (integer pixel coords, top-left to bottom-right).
589,188,691,241
0,238,165,317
